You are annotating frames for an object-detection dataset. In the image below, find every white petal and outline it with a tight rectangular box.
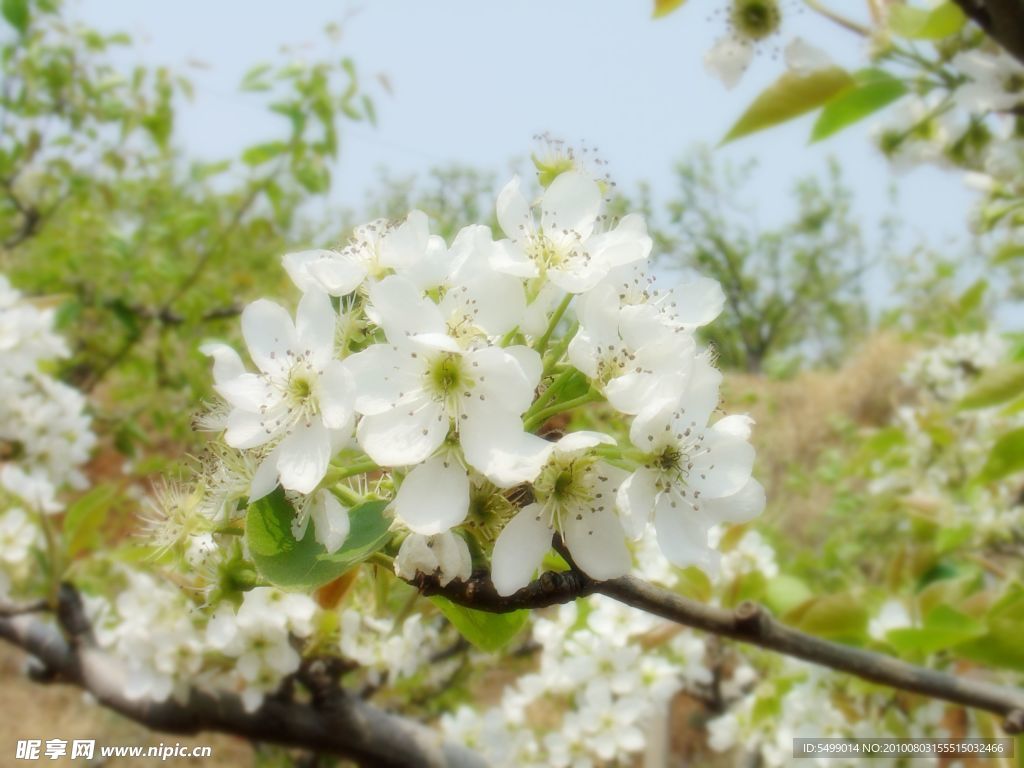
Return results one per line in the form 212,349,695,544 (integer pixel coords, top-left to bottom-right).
689,432,755,499
704,37,753,89
435,532,472,585
318,360,355,431
295,289,336,369
617,468,658,539
564,507,630,581
468,346,541,414
553,431,614,456
784,37,834,74
667,275,726,328
356,397,447,467
491,504,552,596
490,240,539,279
249,447,282,502
200,342,246,384
380,210,430,271
701,477,765,523
368,274,445,341
276,420,332,494
216,373,277,412
311,490,350,553
225,409,274,449
242,299,296,376
461,402,553,486
541,171,601,239
677,354,722,428
712,414,755,441
307,253,367,296
343,344,418,416
654,492,719,574
282,249,328,293
496,175,531,242
394,456,470,535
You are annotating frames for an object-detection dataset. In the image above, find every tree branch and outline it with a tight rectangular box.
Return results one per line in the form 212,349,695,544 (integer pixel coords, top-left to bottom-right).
415,570,1024,733
0,585,484,768
952,0,1024,65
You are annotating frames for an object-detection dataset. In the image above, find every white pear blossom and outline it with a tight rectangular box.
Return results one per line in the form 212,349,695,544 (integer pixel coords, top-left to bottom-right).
395,530,472,586
211,289,357,497
618,357,762,573
493,171,651,294
283,210,441,295
491,432,630,596
952,50,1024,114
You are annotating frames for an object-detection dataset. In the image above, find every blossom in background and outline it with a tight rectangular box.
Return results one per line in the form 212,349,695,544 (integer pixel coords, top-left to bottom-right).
212,289,357,498
704,0,786,88
952,49,1024,114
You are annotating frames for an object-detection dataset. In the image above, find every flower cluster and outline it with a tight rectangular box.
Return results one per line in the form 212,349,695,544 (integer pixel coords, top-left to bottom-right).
866,333,1024,541
0,276,95,514
708,658,954,767
201,163,764,593
442,595,710,768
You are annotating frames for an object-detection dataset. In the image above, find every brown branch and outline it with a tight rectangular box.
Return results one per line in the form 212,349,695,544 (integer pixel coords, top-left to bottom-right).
0,585,484,768
952,0,1024,65
415,570,1024,733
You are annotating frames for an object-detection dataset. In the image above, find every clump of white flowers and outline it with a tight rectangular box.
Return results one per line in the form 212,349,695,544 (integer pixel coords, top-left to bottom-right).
867,333,1024,540
0,276,96,598
442,595,711,768
198,161,764,596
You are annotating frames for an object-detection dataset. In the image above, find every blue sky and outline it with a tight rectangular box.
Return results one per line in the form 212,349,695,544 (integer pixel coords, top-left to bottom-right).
74,0,974,266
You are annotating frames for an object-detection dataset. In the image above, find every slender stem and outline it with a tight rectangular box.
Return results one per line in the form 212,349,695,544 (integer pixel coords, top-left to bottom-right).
542,320,578,375
533,292,573,356
525,366,580,420
803,0,871,35
524,390,601,432
326,459,379,484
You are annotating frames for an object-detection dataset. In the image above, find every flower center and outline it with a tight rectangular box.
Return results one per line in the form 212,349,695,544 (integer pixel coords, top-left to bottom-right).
429,355,463,395
526,233,567,270
731,0,780,41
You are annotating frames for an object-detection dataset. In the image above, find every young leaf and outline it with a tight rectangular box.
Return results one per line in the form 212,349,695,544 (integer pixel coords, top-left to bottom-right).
652,0,687,18
959,362,1024,410
785,593,868,642
886,606,985,654
247,489,390,590
241,141,289,167
430,595,529,652
64,484,118,558
980,427,1024,482
811,69,907,142
888,2,966,40
723,67,854,144
1,0,29,34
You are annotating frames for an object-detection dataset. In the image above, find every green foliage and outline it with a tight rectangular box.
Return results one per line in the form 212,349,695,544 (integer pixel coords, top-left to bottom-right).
651,0,687,18
430,596,529,652
246,490,390,590
811,69,908,142
885,606,985,654
980,427,1024,481
659,150,870,371
0,0,373,456
959,362,1024,409
887,2,966,40
723,67,854,144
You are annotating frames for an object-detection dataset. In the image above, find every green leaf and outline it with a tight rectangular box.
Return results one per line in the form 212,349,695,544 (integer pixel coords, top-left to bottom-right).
993,242,1024,265
889,2,966,39
956,589,1024,671
980,427,1024,482
430,596,529,652
652,0,687,18
64,484,118,558
1,0,29,34
723,67,855,144
241,141,289,167
959,362,1024,410
811,69,907,142
886,606,985,654
246,489,390,590
785,593,868,642
957,278,987,315
763,575,814,615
